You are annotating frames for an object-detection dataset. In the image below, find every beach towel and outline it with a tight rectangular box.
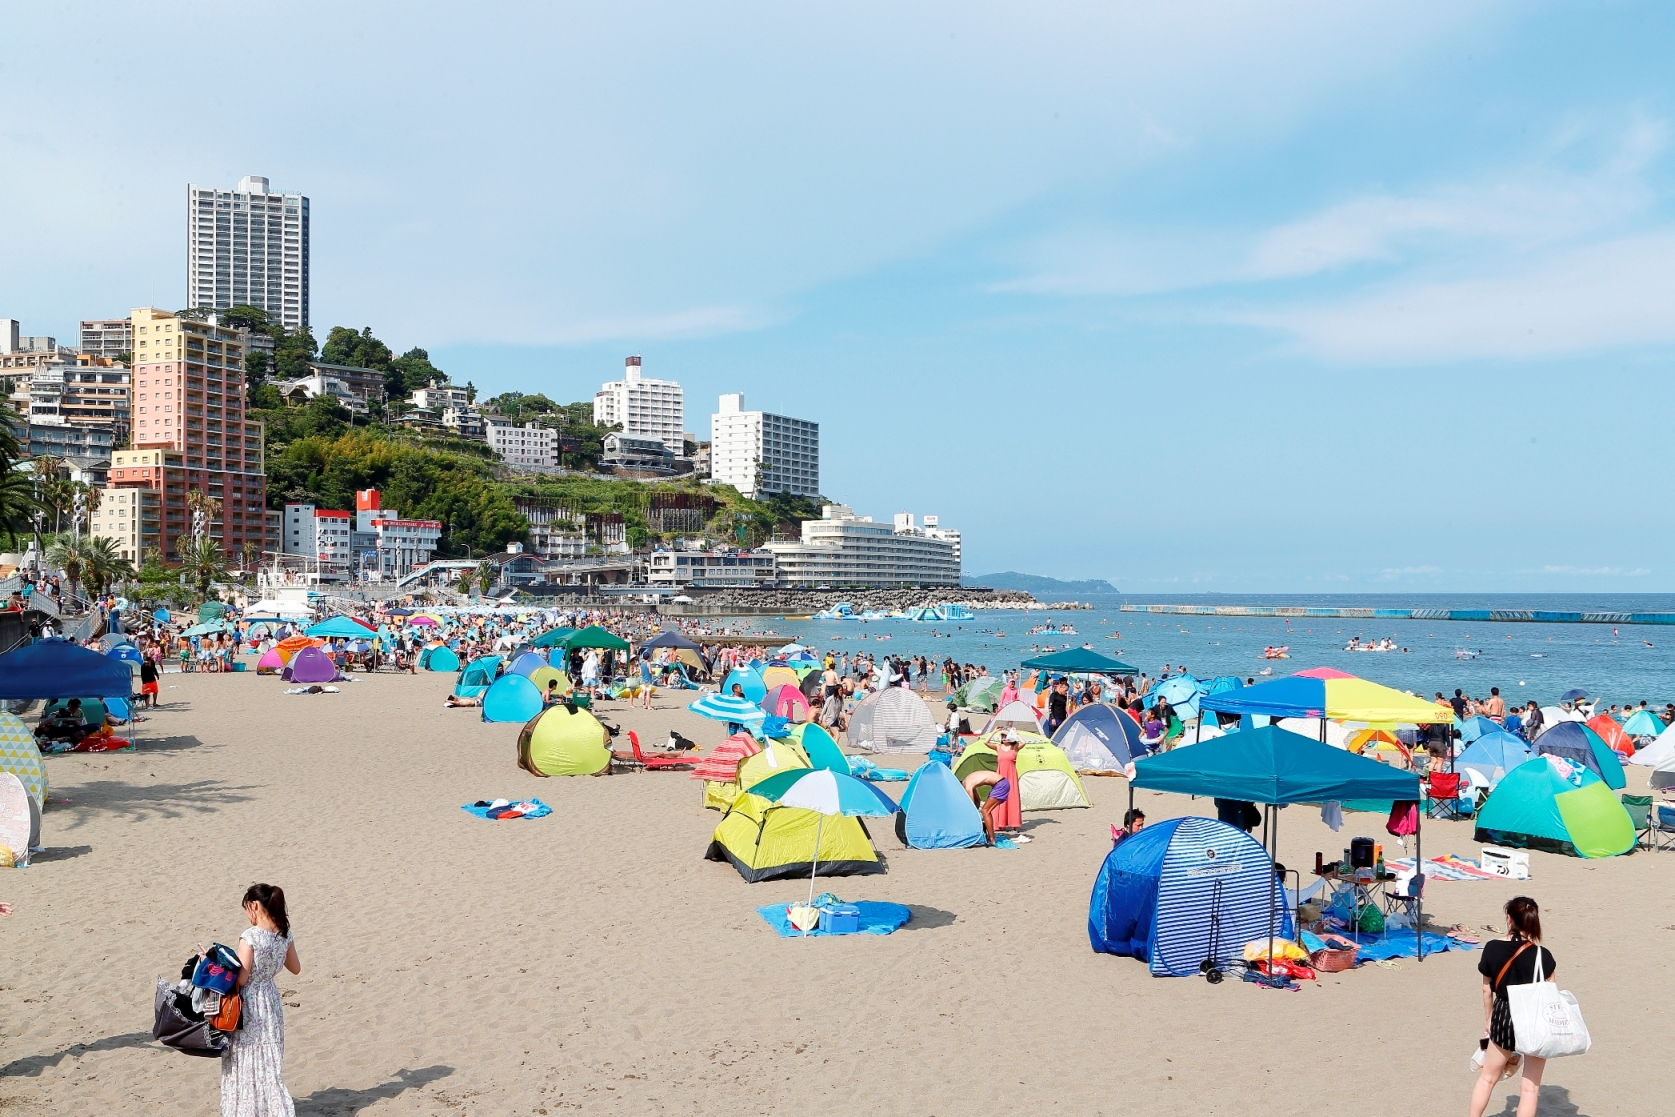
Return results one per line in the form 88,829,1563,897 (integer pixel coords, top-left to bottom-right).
1386,854,1501,881
462,798,552,821
756,901,912,938
847,757,910,782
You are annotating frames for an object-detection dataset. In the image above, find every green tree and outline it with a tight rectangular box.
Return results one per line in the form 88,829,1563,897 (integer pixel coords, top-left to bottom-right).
387,346,445,399
272,325,318,378
219,304,271,332
321,326,394,372
175,536,230,598
81,536,135,595
0,469,40,547
476,560,496,596
46,534,96,605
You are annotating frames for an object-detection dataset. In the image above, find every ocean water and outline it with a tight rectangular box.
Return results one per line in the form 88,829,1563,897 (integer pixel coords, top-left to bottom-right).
721,594,1675,707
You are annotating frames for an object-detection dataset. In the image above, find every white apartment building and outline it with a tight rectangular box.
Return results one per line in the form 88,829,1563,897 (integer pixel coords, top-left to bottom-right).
765,505,959,588
187,176,310,330
409,381,469,412
895,513,962,566
486,417,558,467
282,503,352,567
647,549,777,589
709,393,819,498
593,356,684,454
80,319,133,361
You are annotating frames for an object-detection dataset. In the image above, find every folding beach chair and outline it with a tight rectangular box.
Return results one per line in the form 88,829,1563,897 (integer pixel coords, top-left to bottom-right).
1622,794,1655,851
1382,867,1424,926
1425,772,1467,821
1654,803,1675,853
614,730,692,771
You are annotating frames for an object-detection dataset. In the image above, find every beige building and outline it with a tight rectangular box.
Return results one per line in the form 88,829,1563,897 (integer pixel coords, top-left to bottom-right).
91,485,160,563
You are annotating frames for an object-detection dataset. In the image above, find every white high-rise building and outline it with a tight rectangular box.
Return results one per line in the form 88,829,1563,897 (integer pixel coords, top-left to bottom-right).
592,356,684,454
709,393,819,499
187,176,310,330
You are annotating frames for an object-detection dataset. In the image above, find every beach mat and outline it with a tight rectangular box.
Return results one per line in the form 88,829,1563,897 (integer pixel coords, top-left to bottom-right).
461,799,552,820
757,901,911,938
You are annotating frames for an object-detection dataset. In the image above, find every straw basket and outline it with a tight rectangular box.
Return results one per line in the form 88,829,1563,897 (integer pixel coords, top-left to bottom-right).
1309,936,1360,973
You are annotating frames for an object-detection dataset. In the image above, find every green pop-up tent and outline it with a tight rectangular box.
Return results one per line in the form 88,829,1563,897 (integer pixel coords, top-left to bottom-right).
1019,648,1138,675
532,627,575,649
562,626,630,651
1474,755,1635,858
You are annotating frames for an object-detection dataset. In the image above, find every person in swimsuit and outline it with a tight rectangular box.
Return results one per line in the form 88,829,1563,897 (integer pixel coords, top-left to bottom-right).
979,777,1010,844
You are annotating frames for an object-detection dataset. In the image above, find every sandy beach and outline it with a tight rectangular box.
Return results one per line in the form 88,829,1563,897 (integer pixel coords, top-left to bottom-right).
2,669,1667,1115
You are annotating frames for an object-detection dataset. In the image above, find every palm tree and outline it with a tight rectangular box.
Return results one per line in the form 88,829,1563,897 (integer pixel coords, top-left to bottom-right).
185,490,222,544
46,534,96,608
241,540,259,573
82,536,135,595
0,469,41,548
476,560,496,597
176,535,230,599
31,455,68,533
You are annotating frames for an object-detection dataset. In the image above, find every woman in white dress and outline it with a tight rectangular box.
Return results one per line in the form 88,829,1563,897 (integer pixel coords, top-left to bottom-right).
224,883,302,1117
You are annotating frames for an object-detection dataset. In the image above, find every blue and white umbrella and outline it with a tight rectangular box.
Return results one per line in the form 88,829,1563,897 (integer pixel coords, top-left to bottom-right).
688,693,767,724
747,768,899,909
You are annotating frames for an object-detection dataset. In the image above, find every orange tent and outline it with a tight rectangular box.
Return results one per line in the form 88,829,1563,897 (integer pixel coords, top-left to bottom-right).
1587,714,1635,758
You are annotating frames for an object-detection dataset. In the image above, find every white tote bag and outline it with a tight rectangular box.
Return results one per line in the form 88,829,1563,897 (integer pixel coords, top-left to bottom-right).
1509,948,1591,1058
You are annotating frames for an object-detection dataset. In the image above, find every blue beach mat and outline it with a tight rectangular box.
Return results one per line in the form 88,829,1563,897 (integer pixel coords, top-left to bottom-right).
1303,928,1473,962
461,798,552,820
757,901,912,938
847,757,910,782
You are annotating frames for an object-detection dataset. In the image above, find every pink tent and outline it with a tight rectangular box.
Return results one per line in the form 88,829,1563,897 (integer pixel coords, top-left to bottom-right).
762,684,812,722
288,645,339,684
255,648,283,674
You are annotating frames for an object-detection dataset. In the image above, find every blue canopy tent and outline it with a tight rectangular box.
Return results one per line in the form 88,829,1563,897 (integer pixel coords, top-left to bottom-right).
1129,724,1426,959
895,760,986,849
1019,648,1137,675
1090,816,1290,975
306,615,375,640
0,641,140,745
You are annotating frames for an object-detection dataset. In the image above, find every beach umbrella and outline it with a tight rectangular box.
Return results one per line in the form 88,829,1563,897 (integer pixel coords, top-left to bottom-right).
383,608,413,616
961,676,1006,711
306,616,375,639
1457,730,1533,788
746,768,900,910
688,693,768,725
1560,688,1590,704
1457,715,1500,743
533,627,575,649
1623,709,1665,740
778,642,809,656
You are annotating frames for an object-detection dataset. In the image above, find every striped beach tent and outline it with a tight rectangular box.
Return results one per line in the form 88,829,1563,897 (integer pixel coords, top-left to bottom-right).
1088,816,1289,976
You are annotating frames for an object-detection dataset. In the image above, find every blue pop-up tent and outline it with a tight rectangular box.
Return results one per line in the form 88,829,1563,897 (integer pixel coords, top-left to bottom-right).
1089,816,1290,975
482,674,542,723
1532,722,1626,790
1053,704,1145,773
1457,730,1533,789
456,655,502,698
720,666,767,704
895,761,986,849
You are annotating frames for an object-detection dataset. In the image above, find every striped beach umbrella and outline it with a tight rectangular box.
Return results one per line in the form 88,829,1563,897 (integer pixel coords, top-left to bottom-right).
689,693,768,725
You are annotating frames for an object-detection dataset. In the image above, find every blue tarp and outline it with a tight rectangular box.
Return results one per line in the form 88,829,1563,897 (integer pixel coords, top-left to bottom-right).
1089,816,1291,976
895,761,986,848
756,901,912,938
1131,725,1420,804
0,641,133,699
482,674,542,723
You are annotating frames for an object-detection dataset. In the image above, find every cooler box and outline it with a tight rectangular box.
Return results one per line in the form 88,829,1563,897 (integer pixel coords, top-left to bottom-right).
232,662,247,672
820,905,860,935
1480,846,1530,880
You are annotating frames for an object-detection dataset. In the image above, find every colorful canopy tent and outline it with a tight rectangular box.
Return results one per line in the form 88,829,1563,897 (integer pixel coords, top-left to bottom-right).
1020,648,1138,675
704,792,881,883
785,722,849,775
287,646,340,684
1089,816,1290,976
1586,714,1635,758
422,646,461,672
1053,704,1144,774
255,649,284,674
456,655,502,698
306,616,374,639
532,627,575,649
0,641,133,701
1623,709,1666,739
1200,667,1454,726
482,675,544,723
563,626,630,651
1457,731,1533,789
955,734,1091,811
0,712,47,814
895,760,986,849
1531,722,1626,790
720,666,768,704
983,701,1044,734
762,684,812,721
1474,756,1635,858
516,705,612,777
847,687,941,753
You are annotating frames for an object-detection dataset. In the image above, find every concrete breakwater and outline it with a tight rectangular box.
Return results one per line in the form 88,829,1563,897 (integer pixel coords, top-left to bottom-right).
1121,603,1675,626
659,587,1093,617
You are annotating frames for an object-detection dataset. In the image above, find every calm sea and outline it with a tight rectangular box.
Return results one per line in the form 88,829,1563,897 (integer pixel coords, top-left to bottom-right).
723,593,1675,707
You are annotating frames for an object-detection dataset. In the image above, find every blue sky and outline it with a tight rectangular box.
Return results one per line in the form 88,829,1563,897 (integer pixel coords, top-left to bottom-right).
6,2,1675,591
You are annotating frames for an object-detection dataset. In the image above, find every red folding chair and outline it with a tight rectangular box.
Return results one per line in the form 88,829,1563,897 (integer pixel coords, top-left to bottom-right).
1425,772,1466,820
618,731,693,771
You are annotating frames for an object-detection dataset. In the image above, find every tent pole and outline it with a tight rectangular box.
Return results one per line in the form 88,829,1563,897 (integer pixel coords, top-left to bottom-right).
1415,809,1424,962
807,814,824,912
1266,803,1278,967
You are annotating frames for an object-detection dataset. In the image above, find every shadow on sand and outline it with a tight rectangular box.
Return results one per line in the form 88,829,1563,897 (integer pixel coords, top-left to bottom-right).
52,779,257,828
0,1031,153,1078
294,1065,455,1116
1489,1085,1591,1116
901,905,958,931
